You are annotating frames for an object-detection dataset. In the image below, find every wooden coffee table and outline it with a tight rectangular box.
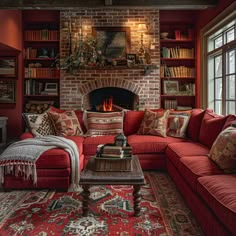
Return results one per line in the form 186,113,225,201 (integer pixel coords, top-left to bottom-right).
80,155,145,217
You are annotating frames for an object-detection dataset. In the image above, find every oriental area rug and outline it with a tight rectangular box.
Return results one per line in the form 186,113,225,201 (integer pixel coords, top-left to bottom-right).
0,172,203,236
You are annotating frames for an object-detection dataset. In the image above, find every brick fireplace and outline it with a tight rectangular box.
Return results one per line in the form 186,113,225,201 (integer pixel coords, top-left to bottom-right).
60,8,160,111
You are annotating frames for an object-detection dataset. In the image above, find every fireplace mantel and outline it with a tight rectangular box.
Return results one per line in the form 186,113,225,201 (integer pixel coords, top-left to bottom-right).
64,64,158,76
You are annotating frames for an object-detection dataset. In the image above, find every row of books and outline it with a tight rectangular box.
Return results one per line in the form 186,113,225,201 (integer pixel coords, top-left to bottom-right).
162,47,194,59
161,65,195,78
24,47,57,59
24,80,58,96
24,68,60,78
97,145,132,159
24,30,59,41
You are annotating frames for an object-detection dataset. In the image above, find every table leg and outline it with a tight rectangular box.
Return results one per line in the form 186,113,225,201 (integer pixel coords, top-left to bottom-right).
82,184,90,217
133,185,141,216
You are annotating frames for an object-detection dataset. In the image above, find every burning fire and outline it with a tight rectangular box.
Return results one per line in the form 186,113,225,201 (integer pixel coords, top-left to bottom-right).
103,97,113,111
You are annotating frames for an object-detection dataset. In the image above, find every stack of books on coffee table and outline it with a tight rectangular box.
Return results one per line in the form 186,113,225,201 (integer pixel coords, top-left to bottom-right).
95,144,133,171
101,146,124,158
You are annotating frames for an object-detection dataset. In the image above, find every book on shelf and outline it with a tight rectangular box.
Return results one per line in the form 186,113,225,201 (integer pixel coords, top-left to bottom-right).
162,47,194,59
24,30,59,41
164,100,177,109
160,65,195,78
25,68,59,78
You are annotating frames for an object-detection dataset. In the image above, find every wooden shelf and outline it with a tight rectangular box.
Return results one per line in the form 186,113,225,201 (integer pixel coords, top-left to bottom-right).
161,77,195,79
24,40,59,43
161,58,195,61
160,39,194,43
76,64,158,70
25,77,60,80
24,58,56,61
24,95,59,97
161,95,195,97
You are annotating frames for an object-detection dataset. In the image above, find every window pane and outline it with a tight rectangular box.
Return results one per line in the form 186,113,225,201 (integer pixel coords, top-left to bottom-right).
226,49,235,74
215,55,222,77
226,75,236,99
214,35,223,49
215,100,222,115
226,101,236,115
226,28,235,43
215,78,222,99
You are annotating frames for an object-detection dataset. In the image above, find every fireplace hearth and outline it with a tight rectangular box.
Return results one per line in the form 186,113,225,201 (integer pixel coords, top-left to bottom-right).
89,87,138,111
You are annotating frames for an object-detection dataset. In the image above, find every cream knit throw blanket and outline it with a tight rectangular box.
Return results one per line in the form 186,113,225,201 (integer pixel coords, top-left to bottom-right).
0,135,80,188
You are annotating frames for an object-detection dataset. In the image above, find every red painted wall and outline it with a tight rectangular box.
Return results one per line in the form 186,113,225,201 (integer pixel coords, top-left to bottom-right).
0,10,23,139
0,10,22,51
195,0,235,107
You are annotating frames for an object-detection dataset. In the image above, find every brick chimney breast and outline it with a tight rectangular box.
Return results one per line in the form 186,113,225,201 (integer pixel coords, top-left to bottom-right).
60,8,160,111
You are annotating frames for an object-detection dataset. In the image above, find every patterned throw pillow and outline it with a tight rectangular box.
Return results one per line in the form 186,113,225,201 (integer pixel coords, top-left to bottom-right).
137,109,169,137
85,111,124,136
209,126,236,173
166,112,191,138
150,110,170,137
48,110,83,136
23,112,56,137
137,109,158,134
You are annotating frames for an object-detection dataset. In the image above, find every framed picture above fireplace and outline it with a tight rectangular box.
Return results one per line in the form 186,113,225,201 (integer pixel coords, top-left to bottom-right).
92,27,131,60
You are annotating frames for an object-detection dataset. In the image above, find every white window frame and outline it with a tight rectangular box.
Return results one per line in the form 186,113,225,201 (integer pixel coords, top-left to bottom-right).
200,2,236,114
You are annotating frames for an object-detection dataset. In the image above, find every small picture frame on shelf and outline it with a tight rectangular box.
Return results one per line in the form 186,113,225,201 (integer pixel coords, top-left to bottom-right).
41,82,58,95
163,80,179,95
0,57,17,78
45,82,58,92
126,53,136,66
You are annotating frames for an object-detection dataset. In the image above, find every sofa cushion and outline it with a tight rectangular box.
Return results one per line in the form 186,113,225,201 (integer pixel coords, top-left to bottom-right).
222,114,236,130
123,110,144,136
187,108,205,141
128,134,185,154
137,109,157,134
150,110,170,137
197,175,236,236
35,148,71,169
85,111,124,136
166,142,210,169
179,156,223,191
48,110,83,136
209,126,236,173
65,135,84,156
166,111,191,138
199,110,228,148
49,106,86,133
23,112,55,137
83,135,116,156
137,109,169,137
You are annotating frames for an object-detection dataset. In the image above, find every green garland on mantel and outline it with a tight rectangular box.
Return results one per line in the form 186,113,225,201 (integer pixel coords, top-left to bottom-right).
54,36,158,75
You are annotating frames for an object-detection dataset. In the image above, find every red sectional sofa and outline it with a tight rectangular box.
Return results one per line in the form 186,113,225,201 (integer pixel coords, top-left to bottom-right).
2,108,236,236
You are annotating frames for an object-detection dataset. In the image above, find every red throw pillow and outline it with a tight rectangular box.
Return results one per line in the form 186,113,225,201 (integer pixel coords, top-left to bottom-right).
187,108,205,141
123,110,145,136
199,110,228,148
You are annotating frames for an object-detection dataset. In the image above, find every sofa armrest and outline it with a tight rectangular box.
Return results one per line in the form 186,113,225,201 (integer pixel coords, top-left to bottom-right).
20,132,34,140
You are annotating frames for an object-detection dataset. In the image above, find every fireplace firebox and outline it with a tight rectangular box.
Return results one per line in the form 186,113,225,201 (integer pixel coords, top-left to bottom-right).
89,87,138,111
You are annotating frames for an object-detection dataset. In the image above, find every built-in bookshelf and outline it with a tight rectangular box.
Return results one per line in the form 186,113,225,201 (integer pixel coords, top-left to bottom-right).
160,21,196,109
22,10,60,113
